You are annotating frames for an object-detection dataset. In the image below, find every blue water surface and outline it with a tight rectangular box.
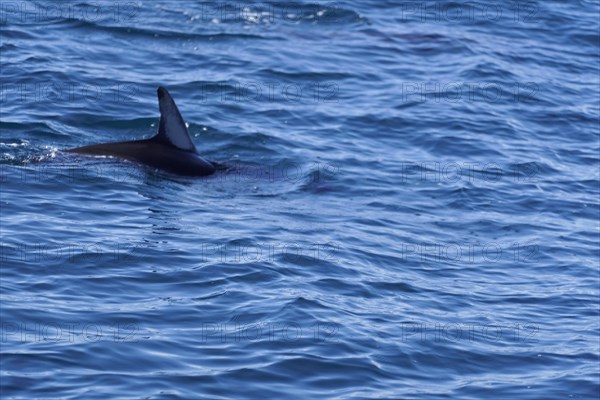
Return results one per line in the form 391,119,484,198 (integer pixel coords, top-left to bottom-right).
1,1,599,399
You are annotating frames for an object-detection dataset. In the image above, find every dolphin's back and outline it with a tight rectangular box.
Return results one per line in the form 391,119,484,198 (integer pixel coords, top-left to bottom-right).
69,140,215,176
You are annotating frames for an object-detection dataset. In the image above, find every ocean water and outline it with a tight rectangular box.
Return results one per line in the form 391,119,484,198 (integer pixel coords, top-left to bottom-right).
1,1,599,398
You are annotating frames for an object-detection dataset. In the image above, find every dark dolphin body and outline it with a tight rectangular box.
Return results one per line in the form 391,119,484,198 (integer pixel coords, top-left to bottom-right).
68,87,216,176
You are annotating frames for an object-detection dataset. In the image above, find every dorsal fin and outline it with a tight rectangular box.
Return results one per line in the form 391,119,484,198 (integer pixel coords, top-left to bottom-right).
152,87,197,153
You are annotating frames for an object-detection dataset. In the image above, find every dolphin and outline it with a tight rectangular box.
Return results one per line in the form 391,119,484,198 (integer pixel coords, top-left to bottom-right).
68,87,216,176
